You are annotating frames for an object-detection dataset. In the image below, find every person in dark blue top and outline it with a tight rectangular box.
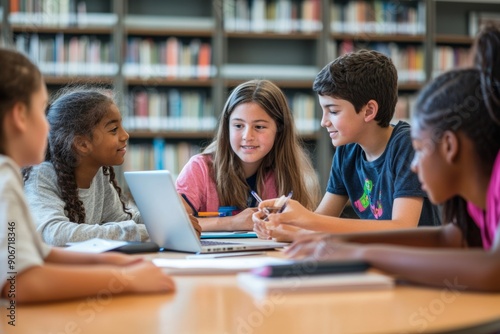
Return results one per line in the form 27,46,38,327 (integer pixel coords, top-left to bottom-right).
253,49,441,241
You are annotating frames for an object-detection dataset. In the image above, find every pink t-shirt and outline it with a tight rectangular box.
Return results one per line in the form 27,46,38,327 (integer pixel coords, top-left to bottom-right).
467,151,500,250
176,154,278,212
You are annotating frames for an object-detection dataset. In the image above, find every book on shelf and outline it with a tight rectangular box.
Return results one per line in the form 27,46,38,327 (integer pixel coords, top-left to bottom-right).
338,41,425,84
330,0,425,35
15,32,116,76
393,94,417,122
433,46,471,78
125,89,215,132
9,0,117,27
224,0,321,33
122,141,202,178
290,92,318,134
124,36,215,79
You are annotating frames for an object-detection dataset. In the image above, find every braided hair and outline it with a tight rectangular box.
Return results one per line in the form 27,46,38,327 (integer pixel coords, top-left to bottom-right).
23,88,131,223
411,24,500,247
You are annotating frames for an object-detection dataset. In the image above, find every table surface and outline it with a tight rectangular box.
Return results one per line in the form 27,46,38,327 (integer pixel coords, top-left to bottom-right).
2,249,500,334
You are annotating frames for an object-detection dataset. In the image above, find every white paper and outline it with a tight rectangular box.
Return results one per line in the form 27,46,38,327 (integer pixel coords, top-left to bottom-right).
64,238,128,253
152,257,292,275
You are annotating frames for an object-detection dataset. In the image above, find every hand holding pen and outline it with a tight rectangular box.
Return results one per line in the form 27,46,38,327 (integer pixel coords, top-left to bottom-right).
251,191,293,225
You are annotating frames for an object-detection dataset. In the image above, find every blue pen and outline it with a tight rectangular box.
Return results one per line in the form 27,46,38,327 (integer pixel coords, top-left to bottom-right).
250,190,263,204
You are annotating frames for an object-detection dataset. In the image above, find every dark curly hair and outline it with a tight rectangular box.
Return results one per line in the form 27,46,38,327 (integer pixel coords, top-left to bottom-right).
23,87,131,224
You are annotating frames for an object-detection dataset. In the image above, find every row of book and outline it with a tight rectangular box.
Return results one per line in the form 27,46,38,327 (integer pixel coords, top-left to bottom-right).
14,33,216,79
222,0,425,35
9,0,117,27
338,41,425,83
122,89,319,134
15,33,116,76
433,46,471,77
330,0,426,35
125,37,214,79
121,140,202,178
223,0,321,33
393,94,417,122
122,89,216,132
17,32,469,82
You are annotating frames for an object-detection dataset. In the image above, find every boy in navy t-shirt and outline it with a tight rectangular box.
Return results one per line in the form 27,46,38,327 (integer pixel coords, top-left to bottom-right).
253,50,440,240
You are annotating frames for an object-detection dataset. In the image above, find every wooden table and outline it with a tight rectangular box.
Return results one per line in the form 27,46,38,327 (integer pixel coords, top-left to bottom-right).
2,251,500,334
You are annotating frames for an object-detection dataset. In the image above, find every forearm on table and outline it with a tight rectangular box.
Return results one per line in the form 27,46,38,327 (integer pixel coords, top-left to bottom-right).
3,264,129,303
362,245,500,292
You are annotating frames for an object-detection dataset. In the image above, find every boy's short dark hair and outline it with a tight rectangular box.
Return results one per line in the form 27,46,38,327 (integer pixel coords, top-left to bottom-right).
313,50,398,128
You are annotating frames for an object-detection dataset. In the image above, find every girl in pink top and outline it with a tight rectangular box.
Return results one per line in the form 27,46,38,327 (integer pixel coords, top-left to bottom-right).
177,80,320,232
283,24,500,292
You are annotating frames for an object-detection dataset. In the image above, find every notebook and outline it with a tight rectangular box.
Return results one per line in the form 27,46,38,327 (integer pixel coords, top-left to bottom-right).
237,272,394,298
124,170,288,253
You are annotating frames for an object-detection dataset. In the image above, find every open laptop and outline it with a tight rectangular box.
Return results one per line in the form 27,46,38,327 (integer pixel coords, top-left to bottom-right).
124,170,288,253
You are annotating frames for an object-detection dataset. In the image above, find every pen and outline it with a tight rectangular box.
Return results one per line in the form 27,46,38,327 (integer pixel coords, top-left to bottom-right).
278,191,293,213
251,260,370,278
250,190,263,204
181,194,198,216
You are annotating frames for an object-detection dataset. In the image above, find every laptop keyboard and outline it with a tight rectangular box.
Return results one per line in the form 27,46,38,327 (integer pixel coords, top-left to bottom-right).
201,240,239,246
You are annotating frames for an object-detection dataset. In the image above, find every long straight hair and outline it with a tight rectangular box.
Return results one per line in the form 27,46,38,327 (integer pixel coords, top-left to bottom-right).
204,80,320,209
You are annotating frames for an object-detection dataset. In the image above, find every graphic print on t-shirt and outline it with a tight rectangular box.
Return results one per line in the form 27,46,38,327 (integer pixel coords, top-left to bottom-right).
354,178,384,219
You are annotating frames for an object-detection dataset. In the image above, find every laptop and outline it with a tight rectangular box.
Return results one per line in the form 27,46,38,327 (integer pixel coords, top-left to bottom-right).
124,170,288,253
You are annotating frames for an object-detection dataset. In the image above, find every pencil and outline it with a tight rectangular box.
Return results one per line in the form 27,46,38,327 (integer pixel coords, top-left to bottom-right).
197,212,221,217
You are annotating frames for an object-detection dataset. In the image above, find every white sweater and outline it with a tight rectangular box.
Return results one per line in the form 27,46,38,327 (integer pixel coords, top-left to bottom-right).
0,155,52,286
24,162,148,246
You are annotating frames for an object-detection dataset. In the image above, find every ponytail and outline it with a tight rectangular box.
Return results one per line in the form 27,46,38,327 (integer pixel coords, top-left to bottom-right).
474,23,500,125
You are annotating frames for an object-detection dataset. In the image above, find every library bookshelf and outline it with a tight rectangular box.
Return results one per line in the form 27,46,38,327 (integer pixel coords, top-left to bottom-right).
1,0,499,188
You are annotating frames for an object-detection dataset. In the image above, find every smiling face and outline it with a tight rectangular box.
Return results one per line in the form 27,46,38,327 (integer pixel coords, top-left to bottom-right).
229,102,278,177
318,95,366,147
80,103,129,168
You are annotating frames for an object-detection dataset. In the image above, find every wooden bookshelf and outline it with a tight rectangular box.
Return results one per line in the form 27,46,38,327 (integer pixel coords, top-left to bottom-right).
435,34,474,45
4,0,499,185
